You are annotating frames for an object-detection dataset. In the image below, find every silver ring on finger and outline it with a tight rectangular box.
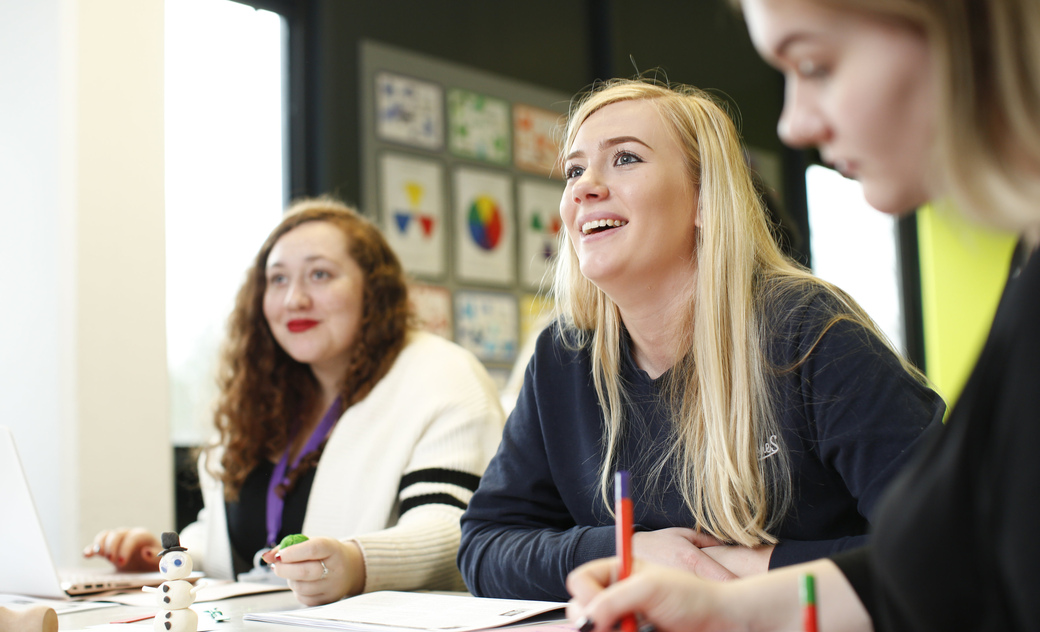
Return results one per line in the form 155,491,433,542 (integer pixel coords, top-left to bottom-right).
319,559,328,580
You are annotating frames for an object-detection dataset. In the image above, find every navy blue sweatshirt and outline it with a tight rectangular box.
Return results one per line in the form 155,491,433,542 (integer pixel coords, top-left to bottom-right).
459,286,946,601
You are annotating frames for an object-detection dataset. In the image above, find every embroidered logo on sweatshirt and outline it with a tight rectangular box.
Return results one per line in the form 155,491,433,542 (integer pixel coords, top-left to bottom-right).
759,434,780,460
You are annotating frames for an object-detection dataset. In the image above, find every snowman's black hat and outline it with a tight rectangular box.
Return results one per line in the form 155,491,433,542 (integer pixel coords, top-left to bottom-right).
158,531,188,556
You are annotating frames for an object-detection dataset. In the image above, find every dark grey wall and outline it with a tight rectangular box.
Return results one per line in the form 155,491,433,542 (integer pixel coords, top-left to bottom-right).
608,2,784,152
290,0,788,217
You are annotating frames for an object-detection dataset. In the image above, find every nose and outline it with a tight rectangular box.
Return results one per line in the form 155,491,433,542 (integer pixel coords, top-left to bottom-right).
570,167,607,205
777,79,828,149
283,279,310,310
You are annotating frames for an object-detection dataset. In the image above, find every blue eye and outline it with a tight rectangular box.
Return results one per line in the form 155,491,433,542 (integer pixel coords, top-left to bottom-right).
613,150,641,167
174,558,183,567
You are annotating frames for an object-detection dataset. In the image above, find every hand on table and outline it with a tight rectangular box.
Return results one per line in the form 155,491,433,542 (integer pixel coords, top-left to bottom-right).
632,528,736,580
632,527,774,579
82,527,161,572
699,541,775,578
262,536,365,606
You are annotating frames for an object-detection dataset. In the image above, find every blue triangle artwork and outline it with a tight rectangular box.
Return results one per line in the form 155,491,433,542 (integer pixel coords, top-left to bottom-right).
394,211,436,238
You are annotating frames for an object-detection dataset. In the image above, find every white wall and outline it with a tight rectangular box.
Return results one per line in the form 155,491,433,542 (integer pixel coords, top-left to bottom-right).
0,0,170,566
0,0,70,564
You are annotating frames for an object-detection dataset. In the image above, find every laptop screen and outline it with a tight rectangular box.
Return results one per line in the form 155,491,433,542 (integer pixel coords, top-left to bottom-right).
0,425,68,598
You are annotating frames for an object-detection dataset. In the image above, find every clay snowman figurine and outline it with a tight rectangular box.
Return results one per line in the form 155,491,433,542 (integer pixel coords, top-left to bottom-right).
143,531,198,632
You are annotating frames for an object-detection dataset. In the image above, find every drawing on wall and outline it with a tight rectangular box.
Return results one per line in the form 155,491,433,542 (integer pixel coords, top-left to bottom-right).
454,290,518,363
514,104,564,178
407,282,452,340
520,292,552,346
454,167,515,284
380,153,446,277
448,88,511,165
375,72,444,151
517,179,564,289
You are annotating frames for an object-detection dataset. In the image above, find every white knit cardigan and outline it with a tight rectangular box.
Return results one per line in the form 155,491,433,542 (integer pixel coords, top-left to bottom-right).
180,331,505,592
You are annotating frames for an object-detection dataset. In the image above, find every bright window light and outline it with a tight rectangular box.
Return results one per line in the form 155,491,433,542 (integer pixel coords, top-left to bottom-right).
806,165,906,354
165,0,286,445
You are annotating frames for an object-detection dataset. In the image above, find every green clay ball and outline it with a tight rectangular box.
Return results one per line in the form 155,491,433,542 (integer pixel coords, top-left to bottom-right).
278,534,309,549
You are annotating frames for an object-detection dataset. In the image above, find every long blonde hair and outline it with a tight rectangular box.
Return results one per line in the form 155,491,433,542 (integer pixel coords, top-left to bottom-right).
554,78,912,546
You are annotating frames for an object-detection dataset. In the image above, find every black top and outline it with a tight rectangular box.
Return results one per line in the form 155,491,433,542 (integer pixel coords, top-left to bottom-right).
224,461,316,577
833,248,1040,631
459,285,945,601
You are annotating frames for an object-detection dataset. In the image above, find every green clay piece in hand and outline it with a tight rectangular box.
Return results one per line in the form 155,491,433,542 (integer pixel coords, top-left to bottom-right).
278,534,309,549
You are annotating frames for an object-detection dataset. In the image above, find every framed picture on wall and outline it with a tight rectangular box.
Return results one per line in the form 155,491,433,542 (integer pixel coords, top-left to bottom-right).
513,103,564,178
453,166,515,285
448,88,511,165
520,292,552,343
375,71,444,151
380,152,447,278
454,289,519,363
517,179,564,290
407,282,452,340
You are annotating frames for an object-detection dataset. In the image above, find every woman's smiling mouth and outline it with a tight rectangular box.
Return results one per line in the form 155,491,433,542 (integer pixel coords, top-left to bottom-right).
581,219,629,235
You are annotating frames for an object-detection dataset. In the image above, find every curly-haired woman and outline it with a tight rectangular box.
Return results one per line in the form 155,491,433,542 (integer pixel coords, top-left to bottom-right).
85,198,505,605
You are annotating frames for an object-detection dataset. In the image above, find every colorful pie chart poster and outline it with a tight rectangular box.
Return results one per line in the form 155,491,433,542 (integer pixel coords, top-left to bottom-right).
454,290,519,363
448,88,511,165
380,153,445,278
453,167,515,285
375,72,444,151
518,179,564,289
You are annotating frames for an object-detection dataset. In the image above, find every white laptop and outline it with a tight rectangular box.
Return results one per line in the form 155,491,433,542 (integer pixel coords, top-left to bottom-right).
0,425,199,597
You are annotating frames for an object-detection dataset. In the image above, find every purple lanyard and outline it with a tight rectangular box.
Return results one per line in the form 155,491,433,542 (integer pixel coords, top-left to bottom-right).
265,396,342,546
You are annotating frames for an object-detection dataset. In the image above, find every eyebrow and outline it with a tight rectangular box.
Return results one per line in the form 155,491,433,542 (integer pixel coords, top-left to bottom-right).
266,254,335,269
565,135,652,162
772,31,817,61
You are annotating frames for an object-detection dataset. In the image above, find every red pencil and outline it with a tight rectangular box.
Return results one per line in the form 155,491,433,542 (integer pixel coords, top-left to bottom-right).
615,471,636,632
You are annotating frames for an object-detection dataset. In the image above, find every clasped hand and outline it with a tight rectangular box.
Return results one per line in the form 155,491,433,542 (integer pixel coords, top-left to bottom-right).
632,527,774,580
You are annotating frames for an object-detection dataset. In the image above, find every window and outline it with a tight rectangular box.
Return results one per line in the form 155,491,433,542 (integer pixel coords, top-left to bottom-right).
165,0,287,445
806,165,906,354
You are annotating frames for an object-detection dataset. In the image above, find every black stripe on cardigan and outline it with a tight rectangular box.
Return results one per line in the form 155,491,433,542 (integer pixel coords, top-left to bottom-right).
399,492,468,514
398,468,482,493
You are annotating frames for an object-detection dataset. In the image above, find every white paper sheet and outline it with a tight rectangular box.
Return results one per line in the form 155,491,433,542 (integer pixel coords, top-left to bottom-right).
243,590,565,631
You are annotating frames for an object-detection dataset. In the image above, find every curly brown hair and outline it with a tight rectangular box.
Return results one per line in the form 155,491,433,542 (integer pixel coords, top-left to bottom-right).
206,197,411,500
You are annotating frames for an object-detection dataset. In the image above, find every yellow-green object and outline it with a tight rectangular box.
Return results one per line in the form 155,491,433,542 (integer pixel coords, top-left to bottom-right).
918,202,1017,408
278,534,309,549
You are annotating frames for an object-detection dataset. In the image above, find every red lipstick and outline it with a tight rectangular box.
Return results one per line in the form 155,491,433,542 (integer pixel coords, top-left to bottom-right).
287,319,318,333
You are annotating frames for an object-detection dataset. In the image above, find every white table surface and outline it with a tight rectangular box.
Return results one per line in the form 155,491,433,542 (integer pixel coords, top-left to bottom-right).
58,589,305,631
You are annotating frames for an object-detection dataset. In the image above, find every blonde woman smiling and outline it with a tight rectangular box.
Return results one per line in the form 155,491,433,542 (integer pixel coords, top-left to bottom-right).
458,79,945,601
